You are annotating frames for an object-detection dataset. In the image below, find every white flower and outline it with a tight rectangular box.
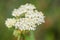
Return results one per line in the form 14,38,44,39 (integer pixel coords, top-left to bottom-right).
15,18,36,31
12,3,36,17
12,9,20,17
5,18,16,28
5,3,45,31
20,3,36,10
25,10,45,25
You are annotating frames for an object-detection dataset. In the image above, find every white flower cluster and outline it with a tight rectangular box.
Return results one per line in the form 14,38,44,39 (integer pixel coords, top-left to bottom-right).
12,3,36,17
5,18,16,28
5,3,45,31
25,10,45,25
15,18,36,30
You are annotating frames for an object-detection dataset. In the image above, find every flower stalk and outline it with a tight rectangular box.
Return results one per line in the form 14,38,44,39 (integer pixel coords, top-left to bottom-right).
18,35,20,40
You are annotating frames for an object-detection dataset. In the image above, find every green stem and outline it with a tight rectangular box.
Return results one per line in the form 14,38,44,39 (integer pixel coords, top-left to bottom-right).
30,31,35,40
17,36,20,40
25,31,35,40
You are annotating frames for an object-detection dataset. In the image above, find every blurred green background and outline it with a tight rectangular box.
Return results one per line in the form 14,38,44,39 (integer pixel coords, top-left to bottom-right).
0,0,60,40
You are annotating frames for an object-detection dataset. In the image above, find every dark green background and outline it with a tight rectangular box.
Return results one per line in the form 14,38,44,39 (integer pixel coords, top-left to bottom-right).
0,0,60,40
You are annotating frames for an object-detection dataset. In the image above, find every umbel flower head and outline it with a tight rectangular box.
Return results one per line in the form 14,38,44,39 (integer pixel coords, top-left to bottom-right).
5,18,16,28
12,3,36,17
5,3,45,31
15,18,36,30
